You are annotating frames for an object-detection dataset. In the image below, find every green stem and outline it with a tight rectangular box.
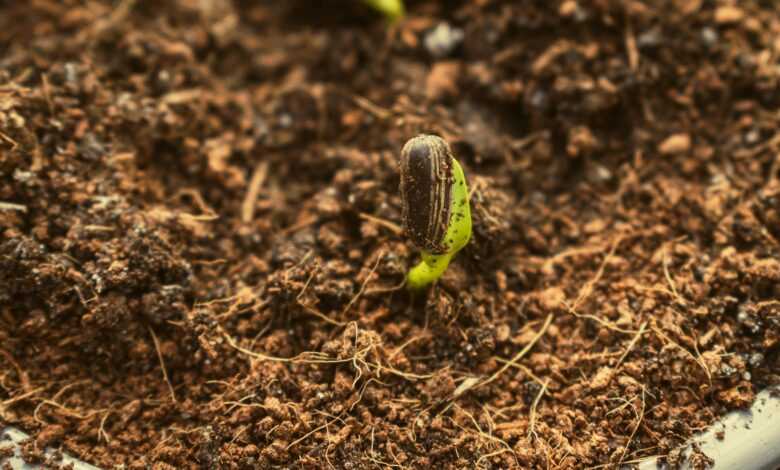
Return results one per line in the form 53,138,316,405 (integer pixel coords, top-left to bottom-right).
407,251,453,290
405,156,471,291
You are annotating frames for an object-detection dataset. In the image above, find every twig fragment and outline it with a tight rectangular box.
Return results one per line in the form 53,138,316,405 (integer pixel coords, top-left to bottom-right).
242,161,269,223
0,201,27,212
358,213,403,236
616,321,648,368
148,326,178,404
527,378,549,441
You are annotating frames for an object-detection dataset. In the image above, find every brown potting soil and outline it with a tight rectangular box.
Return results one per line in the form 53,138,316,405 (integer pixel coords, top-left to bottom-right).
1,1,779,469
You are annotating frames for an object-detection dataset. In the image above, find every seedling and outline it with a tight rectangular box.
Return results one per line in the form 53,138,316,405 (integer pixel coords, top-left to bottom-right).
399,135,472,290
363,0,405,22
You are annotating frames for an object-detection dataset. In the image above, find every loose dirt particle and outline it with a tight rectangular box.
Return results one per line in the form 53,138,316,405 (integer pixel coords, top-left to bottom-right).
658,133,692,155
426,61,461,101
714,6,745,24
589,367,615,391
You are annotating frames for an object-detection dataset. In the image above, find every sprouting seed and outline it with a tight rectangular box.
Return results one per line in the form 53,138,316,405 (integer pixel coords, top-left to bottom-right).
399,134,472,289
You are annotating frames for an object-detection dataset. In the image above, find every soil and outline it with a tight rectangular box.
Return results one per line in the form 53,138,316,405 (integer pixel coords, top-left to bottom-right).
1,1,779,469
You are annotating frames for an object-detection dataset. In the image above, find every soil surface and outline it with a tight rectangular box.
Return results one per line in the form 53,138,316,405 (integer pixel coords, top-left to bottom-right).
1,1,780,469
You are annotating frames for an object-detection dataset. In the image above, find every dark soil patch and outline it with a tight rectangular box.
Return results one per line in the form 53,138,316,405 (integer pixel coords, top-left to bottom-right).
1,1,779,468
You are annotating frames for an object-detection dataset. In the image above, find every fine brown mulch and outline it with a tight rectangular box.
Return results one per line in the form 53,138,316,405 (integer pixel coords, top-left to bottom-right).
1,1,779,468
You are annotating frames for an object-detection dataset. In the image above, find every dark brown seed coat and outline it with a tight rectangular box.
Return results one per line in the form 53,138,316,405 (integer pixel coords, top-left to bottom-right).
399,135,454,254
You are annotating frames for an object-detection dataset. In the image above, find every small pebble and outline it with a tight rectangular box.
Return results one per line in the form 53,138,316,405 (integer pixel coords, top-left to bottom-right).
637,28,663,49
744,128,760,145
424,22,464,59
529,89,548,109
749,353,764,367
737,307,762,334
278,113,292,128
63,62,79,83
701,27,718,48
13,169,35,182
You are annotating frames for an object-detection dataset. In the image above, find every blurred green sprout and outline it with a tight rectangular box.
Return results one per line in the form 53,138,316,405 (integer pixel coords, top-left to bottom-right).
363,0,405,22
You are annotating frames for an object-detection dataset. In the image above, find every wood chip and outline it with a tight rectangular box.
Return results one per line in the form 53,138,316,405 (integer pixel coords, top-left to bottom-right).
241,161,269,223
715,6,744,24
0,201,27,212
658,133,691,155
426,61,460,100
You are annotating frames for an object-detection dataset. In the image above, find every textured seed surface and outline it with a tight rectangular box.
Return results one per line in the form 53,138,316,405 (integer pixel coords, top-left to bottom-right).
399,135,454,254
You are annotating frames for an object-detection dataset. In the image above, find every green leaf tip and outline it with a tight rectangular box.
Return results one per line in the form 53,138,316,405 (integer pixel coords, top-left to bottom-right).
363,0,405,22
399,135,472,290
